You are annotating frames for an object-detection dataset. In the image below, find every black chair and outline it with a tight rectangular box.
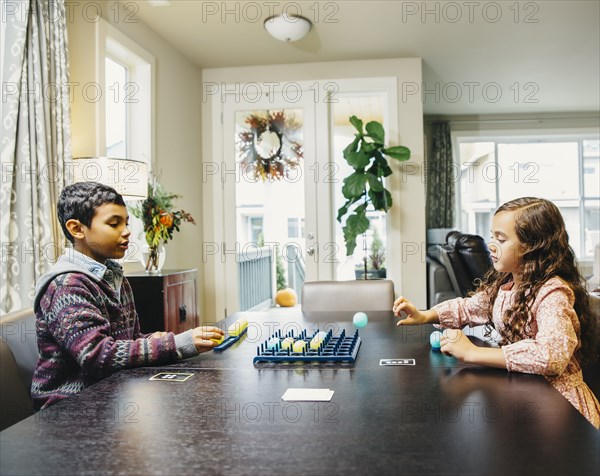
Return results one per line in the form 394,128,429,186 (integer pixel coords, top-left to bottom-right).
427,231,493,306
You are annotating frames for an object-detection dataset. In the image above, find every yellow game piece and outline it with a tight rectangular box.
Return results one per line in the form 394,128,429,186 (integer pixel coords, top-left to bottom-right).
211,335,225,345
228,318,248,337
281,337,295,350
310,331,328,350
292,340,307,353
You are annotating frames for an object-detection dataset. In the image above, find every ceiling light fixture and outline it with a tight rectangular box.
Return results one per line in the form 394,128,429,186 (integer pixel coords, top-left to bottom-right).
263,13,312,42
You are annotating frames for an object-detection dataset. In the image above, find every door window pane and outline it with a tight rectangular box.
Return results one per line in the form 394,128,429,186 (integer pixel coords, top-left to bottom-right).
332,95,387,280
234,109,305,307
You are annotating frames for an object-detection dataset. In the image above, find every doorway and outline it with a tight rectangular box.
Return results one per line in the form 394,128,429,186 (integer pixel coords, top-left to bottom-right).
218,78,399,314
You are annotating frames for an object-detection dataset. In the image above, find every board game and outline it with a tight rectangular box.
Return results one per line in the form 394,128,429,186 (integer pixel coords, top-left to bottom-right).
253,328,361,363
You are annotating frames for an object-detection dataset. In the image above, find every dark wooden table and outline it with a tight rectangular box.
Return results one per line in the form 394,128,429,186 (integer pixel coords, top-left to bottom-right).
1,310,598,475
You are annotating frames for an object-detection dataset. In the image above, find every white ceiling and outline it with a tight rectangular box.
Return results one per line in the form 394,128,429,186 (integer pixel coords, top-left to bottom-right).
125,0,600,115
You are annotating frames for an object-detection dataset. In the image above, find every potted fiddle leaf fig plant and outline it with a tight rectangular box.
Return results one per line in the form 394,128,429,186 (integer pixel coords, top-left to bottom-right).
337,115,411,258
355,227,387,280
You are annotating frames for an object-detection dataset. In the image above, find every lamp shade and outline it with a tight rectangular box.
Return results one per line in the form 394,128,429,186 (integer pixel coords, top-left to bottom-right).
263,14,311,42
71,157,148,200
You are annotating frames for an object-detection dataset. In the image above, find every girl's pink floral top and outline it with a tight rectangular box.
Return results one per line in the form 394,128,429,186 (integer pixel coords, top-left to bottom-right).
433,277,600,428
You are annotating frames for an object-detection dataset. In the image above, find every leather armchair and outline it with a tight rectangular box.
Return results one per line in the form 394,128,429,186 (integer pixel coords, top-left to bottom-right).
0,308,38,392
1,307,37,430
427,231,493,306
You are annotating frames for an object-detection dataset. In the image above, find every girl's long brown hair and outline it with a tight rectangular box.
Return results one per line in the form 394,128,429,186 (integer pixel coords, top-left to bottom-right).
477,197,599,365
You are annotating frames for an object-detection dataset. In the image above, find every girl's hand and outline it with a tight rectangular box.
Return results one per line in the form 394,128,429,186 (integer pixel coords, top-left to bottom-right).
192,326,225,353
440,329,476,362
393,296,428,325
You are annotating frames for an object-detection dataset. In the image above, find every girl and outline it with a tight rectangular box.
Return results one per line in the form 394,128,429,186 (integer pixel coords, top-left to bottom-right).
393,197,600,428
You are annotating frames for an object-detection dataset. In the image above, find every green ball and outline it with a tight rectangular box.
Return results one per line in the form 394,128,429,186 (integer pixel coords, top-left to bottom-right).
353,312,368,328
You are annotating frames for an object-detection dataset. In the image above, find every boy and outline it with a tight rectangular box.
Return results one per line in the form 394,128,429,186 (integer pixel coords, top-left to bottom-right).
32,182,223,410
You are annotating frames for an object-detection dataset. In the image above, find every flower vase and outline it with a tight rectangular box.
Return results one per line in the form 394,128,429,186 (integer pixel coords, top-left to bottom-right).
141,244,166,274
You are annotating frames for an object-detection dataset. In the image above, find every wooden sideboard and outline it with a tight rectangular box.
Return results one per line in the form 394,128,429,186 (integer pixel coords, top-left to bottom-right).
126,269,199,334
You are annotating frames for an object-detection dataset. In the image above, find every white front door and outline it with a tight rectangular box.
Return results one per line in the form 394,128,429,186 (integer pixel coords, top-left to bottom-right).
220,83,333,312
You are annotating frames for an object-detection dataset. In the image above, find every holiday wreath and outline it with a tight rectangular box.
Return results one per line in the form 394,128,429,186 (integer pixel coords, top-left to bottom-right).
236,110,303,181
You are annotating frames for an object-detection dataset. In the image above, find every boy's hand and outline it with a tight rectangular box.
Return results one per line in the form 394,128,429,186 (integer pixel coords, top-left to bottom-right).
150,331,168,339
393,296,428,325
192,326,225,353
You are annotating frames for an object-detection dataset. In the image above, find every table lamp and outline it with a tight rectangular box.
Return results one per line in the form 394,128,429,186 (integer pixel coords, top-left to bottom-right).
71,157,148,200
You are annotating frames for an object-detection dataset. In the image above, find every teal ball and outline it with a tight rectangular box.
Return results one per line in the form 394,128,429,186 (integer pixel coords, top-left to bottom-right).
430,331,442,350
353,312,368,328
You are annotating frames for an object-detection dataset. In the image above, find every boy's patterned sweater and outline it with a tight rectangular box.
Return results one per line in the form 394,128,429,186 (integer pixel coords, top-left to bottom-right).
32,250,198,410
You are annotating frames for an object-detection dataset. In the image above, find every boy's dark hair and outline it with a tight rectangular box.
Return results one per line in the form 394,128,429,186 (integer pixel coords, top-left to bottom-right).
58,182,126,243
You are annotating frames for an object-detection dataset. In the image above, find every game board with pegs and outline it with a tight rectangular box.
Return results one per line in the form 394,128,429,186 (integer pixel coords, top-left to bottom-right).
253,328,362,363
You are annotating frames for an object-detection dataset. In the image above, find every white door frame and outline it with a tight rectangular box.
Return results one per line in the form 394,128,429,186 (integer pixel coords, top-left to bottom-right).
211,78,399,316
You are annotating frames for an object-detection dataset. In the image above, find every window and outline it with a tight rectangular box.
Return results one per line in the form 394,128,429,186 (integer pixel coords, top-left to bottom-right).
287,217,304,239
100,20,154,261
454,135,600,260
103,26,153,164
105,57,128,158
248,216,264,244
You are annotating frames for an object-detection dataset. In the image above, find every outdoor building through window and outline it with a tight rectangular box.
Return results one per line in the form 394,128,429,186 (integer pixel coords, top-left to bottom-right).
454,135,600,260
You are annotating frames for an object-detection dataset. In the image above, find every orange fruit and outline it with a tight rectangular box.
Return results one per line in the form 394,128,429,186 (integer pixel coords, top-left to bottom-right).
275,288,297,307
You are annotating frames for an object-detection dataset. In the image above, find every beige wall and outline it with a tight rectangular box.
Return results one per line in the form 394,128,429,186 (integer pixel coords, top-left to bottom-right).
202,59,426,320
66,1,204,314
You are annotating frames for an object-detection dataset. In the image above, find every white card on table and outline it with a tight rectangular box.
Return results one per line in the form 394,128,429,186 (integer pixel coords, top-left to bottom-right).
281,388,334,401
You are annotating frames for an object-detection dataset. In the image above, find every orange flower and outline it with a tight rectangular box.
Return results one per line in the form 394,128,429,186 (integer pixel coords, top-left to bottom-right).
159,212,174,228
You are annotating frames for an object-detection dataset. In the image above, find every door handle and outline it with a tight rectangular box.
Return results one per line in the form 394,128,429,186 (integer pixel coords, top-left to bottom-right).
179,304,187,323
306,246,315,256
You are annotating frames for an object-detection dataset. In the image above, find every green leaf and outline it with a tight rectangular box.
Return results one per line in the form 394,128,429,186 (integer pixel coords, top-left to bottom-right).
369,188,393,212
367,173,384,192
374,152,393,177
336,196,361,222
349,115,364,135
342,209,370,256
383,145,411,161
341,172,367,199
342,136,359,162
361,141,376,154
344,137,370,169
365,121,385,144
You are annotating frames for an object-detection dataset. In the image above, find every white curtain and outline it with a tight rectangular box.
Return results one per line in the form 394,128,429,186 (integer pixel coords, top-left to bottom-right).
1,0,71,314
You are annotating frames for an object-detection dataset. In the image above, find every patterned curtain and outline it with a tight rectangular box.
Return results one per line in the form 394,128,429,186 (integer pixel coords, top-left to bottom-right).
1,0,71,314
426,122,455,229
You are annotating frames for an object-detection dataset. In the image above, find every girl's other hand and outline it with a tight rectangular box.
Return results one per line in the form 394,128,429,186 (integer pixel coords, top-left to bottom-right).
393,296,428,325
